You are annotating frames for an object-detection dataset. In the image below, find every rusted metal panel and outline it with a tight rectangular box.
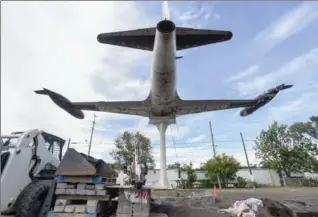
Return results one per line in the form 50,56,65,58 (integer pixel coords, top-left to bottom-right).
55,148,96,176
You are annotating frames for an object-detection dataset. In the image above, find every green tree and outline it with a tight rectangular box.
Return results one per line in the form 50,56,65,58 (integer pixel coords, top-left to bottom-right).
254,119,318,179
110,131,155,169
167,162,181,169
289,116,318,143
174,162,197,189
204,154,240,187
179,162,197,189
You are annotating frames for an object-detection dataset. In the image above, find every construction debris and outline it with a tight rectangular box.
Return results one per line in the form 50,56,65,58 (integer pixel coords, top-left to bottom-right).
219,198,263,217
262,198,318,217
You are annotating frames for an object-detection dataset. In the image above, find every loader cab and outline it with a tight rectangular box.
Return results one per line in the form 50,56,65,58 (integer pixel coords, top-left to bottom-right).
40,131,65,161
5,130,65,161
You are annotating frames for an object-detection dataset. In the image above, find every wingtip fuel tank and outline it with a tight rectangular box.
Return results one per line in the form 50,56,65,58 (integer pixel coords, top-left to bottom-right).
34,88,85,119
240,84,293,117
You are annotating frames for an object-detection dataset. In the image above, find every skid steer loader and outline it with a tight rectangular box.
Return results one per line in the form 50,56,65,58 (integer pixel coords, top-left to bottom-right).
1,129,65,217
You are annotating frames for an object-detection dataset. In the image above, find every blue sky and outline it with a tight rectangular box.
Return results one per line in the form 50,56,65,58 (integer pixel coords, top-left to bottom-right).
2,1,318,168
108,1,318,167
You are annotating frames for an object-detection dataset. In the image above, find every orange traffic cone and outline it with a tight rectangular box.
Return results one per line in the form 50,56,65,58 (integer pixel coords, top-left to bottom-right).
213,185,219,200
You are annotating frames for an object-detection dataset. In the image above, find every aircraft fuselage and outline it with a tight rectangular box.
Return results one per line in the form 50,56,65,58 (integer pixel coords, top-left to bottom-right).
149,20,177,124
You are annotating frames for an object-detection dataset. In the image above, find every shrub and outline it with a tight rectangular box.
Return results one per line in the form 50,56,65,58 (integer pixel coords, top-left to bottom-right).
234,176,247,188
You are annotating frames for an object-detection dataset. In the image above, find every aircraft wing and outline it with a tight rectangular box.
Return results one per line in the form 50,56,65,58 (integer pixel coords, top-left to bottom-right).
174,99,256,116
34,88,151,119
72,101,151,117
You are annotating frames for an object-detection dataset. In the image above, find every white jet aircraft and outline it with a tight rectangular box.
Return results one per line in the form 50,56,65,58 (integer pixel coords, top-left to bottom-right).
35,2,292,187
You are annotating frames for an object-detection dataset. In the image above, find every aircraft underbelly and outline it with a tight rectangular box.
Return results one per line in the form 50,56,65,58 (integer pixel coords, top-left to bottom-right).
151,29,176,107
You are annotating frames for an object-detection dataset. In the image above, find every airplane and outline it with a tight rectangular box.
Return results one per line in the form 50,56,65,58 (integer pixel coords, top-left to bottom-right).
35,2,293,187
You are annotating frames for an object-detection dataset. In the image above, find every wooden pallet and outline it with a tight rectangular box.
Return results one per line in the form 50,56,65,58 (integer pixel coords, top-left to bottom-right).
56,175,116,184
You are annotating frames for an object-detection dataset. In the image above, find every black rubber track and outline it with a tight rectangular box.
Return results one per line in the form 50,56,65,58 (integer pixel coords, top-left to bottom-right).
15,180,51,217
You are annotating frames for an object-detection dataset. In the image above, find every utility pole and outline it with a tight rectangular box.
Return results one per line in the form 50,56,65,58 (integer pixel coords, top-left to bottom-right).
209,121,222,190
67,138,71,150
240,132,255,190
88,114,97,156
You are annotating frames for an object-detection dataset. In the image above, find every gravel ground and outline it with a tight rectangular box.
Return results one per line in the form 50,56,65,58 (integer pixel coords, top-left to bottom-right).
150,188,318,217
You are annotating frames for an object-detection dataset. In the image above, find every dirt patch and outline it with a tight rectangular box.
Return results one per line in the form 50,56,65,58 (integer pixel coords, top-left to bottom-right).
150,188,318,217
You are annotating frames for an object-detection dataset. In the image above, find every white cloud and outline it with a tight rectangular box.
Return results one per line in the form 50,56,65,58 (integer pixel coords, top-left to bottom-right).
187,134,206,143
267,92,318,122
232,151,260,167
1,2,155,158
227,65,259,83
236,47,318,96
170,2,219,29
254,2,318,54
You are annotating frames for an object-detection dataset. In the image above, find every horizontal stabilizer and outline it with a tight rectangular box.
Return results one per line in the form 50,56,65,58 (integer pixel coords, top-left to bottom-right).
176,27,232,50
97,27,232,51
97,27,156,51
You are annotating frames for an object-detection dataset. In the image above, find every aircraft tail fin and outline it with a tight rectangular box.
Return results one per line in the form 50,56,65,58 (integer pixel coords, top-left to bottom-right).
162,1,171,20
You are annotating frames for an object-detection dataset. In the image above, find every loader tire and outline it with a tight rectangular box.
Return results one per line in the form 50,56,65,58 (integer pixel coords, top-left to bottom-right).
15,180,51,217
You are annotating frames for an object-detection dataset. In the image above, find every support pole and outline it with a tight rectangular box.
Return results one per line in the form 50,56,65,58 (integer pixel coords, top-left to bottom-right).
88,114,97,156
240,132,255,190
209,121,222,190
67,138,71,150
157,122,168,188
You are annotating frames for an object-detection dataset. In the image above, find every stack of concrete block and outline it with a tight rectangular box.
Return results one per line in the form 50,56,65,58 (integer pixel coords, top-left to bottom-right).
55,182,108,196
116,189,151,217
53,199,103,213
132,202,150,217
48,198,107,217
116,190,133,217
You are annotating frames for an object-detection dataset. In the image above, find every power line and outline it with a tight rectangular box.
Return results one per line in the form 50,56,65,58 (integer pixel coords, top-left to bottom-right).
75,139,256,146
170,125,178,162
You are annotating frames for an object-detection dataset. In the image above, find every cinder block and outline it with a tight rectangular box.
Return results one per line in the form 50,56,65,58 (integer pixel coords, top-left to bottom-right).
87,200,98,207
53,205,65,212
66,189,76,195
85,189,95,195
75,205,86,213
56,183,67,189
66,184,77,189
76,189,86,195
87,201,103,214
96,190,107,196
55,189,66,195
47,212,97,217
85,184,95,190
86,206,96,214
77,183,86,189
64,205,76,213
95,184,105,190
55,199,70,206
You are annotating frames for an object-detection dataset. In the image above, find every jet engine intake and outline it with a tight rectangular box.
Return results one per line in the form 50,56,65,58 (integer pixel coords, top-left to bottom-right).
34,88,84,119
157,20,175,34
